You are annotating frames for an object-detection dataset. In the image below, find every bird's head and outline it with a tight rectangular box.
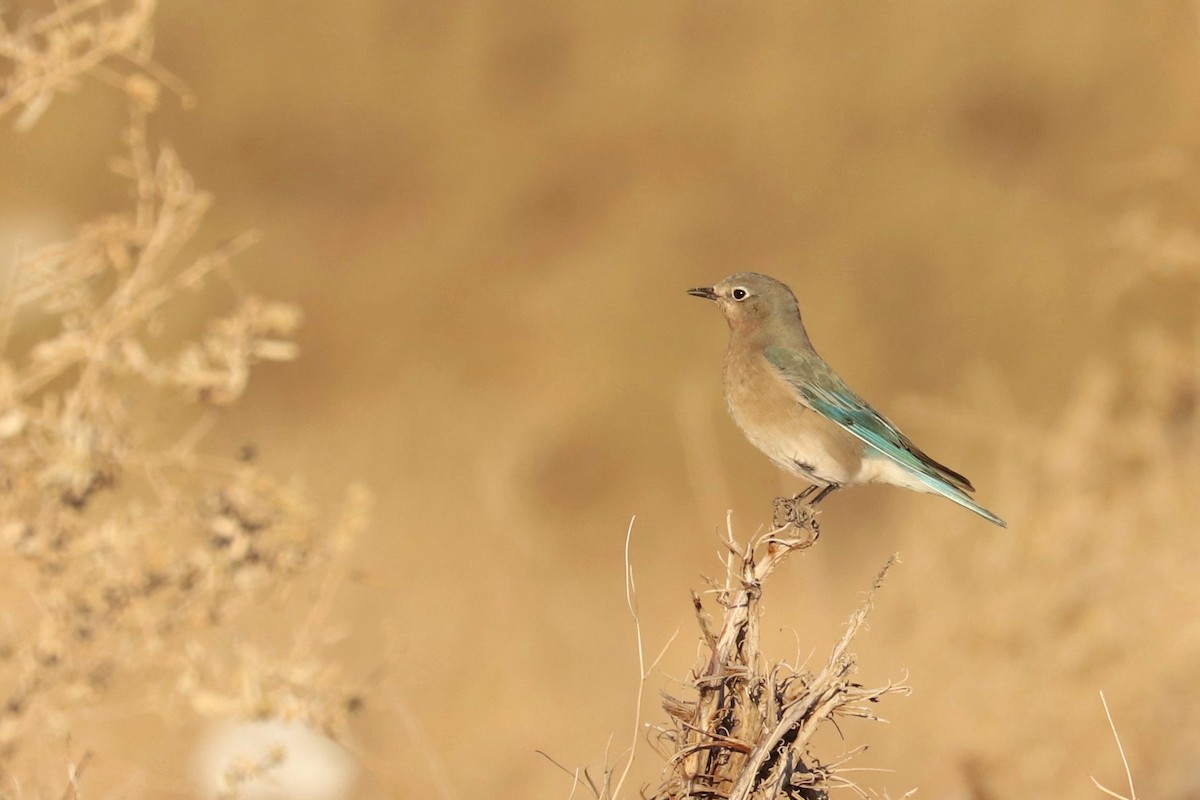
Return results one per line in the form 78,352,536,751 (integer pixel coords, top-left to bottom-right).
687,272,805,335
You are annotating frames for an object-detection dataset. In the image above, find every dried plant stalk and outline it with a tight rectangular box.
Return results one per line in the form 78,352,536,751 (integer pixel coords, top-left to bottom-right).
650,503,908,800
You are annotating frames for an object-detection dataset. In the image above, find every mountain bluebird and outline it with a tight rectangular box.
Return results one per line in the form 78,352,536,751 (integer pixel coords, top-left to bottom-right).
688,272,1005,527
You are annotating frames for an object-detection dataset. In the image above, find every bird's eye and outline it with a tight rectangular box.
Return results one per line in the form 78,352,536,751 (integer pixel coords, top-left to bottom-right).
731,287,748,301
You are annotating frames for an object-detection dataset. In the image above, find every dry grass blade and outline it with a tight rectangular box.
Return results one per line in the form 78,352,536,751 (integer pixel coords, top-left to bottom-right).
1089,691,1137,800
561,518,682,800
59,749,92,800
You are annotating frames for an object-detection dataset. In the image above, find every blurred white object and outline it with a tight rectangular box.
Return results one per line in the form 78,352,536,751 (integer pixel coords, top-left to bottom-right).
190,720,357,800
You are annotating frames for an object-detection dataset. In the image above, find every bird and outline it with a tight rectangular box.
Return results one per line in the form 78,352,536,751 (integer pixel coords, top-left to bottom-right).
687,272,1005,527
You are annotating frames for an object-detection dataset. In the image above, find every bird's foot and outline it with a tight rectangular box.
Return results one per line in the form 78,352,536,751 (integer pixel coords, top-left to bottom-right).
772,495,821,546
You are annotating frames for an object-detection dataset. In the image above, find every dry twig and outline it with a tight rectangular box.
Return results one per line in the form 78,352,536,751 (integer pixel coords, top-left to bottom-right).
648,506,906,800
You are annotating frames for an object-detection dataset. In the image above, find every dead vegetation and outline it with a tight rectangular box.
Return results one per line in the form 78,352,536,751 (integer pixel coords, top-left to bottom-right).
0,1,363,794
651,507,905,800
557,505,907,800
0,0,190,131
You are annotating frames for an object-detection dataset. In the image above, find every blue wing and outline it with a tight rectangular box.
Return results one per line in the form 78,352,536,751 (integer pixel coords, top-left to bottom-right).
764,345,1006,528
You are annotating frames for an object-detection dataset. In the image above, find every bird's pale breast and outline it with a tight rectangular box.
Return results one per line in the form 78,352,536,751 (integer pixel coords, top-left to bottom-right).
722,341,865,486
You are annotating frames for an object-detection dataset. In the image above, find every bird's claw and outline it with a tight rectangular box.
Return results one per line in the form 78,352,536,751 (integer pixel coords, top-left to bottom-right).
772,495,822,545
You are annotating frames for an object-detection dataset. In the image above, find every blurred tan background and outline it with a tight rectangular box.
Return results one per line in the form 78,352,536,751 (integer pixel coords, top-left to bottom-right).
3,1,1200,797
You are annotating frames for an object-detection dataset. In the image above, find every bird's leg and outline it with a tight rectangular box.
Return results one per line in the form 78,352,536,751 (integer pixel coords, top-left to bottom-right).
807,483,839,506
791,485,819,502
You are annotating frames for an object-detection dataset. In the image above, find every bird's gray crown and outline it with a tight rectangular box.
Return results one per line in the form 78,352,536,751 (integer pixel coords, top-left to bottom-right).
715,272,802,315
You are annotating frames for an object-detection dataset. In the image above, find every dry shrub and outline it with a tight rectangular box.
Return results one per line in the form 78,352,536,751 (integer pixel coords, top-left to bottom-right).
562,509,907,800
652,511,906,800
0,1,364,794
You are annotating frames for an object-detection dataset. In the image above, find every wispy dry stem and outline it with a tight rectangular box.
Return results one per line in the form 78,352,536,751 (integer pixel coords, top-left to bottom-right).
1089,691,1137,800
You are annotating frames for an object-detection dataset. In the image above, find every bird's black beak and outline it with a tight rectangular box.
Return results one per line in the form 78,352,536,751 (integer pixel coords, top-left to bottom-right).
687,286,718,301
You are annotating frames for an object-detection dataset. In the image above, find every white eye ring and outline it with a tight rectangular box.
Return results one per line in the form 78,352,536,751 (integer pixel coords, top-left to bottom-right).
731,287,749,301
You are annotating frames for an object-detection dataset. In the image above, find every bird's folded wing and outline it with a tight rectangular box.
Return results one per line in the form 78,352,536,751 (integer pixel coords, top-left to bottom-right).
763,344,973,493
763,344,1007,529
